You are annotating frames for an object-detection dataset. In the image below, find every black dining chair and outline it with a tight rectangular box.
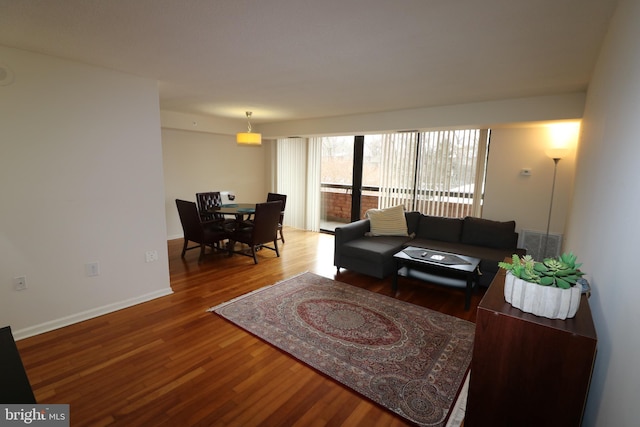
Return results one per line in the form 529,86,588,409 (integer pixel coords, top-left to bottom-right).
196,191,236,227
175,199,230,261
266,192,287,243
228,200,283,264
196,191,224,220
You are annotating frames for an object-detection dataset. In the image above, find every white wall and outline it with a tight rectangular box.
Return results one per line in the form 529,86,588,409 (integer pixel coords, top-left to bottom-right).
565,1,640,425
0,46,171,339
258,93,586,138
161,128,268,239
484,126,577,238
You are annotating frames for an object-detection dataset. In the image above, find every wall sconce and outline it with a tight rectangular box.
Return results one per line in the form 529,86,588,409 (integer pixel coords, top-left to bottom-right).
236,111,262,145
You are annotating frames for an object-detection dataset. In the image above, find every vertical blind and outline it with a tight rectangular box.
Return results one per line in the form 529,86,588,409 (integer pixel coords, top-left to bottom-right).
379,129,489,218
276,138,307,230
277,129,489,232
379,132,418,209
306,138,322,232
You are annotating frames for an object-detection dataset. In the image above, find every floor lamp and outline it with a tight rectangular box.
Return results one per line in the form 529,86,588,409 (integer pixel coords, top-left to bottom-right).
543,149,568,258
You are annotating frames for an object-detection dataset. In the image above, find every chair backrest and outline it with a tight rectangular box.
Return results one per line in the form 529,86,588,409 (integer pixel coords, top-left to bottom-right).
196,192,222,211
250,201,283,245
266,193,287,209
175,199,203,241
266,193,287,223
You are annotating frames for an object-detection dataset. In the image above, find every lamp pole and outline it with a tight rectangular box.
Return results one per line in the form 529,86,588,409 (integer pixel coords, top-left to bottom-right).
543,157,561,258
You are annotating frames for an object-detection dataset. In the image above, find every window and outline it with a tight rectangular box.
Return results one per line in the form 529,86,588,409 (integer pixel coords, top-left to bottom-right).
380,129,489,218
277,128,489,233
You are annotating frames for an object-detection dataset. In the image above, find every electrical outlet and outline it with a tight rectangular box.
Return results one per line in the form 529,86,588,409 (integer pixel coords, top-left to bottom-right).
85,262,100,277
13,276,27,291
520,168,532,176
145,250,159,263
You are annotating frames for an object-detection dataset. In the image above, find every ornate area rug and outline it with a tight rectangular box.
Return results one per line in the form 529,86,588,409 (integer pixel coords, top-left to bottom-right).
209,272,474,427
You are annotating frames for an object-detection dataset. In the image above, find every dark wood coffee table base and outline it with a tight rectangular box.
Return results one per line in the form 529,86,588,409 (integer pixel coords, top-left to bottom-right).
393,247,480,310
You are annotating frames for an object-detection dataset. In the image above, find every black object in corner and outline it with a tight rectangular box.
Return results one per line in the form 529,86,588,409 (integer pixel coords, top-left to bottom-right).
0,326,36,403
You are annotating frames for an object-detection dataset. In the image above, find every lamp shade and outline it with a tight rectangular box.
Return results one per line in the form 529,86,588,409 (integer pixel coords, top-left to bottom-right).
545,122,579,159
545,147,570,160
236,132,262,145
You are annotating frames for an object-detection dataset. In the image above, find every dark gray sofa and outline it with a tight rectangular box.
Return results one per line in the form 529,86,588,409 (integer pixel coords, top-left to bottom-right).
334,211,526,287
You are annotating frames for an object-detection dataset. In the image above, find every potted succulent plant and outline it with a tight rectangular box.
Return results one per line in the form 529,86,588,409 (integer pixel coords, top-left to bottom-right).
498,253,585,319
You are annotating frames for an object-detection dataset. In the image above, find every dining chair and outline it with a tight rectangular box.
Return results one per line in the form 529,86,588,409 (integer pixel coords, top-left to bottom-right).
196,191,223,221
175,199,230,261
228,200,283,264
196,191,237,228
267,192,287,243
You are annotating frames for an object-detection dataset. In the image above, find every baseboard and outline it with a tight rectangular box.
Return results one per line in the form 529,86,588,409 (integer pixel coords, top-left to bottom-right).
13,288,174,341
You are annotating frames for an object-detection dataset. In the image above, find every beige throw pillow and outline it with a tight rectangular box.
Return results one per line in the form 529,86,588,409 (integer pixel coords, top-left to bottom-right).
365,205,408,236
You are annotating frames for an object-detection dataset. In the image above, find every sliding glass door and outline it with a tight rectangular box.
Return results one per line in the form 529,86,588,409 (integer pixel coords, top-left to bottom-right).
320,135,384,232
320,136,354,232
289,128,489,233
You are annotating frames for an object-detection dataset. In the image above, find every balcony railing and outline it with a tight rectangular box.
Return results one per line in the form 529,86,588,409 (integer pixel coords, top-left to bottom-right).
321,183,477,229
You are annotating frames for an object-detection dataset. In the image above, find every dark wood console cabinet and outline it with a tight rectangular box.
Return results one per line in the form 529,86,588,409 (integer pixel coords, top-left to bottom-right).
465,269,597,426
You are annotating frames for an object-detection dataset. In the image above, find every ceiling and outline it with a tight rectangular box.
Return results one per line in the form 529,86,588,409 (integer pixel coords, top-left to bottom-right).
0,0,618,124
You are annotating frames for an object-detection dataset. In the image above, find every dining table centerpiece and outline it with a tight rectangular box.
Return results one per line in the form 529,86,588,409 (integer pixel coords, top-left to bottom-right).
498,252,585,319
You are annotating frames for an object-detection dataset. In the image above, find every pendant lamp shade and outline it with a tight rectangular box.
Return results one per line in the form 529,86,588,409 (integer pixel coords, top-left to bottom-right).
236,131,262,145
237,111,262,145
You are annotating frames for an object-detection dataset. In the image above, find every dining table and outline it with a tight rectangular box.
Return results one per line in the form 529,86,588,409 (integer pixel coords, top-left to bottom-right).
208,203,256,226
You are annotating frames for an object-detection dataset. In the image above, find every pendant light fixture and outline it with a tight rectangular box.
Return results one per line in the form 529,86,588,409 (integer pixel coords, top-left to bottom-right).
236,111,262,145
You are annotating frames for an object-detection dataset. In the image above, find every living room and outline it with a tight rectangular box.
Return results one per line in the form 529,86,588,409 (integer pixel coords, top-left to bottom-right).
1,1,638,426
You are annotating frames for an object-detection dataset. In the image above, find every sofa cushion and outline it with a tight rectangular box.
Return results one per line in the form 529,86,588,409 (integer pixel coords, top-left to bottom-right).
342,236,412,262
365,205,408,236
405,211,421,236
410,239,514,264
415,215,463,243
461,217,516,249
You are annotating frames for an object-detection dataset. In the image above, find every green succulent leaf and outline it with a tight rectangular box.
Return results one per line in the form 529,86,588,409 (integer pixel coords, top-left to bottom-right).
561,252,577,265
539,277,555,286
563,275,582,284
498,261,512,270
522,271,535,281
500,252,584,288
534,263,548,273
555,269,575,277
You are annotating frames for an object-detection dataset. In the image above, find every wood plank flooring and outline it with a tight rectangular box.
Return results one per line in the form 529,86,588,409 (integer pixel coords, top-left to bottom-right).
16,228,484,426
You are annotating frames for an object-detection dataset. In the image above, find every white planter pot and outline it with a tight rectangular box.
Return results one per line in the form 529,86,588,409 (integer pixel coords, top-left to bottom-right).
504,272,582,319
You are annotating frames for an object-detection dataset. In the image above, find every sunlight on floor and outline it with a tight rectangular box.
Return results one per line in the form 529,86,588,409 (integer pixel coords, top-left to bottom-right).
313,232,338,277
272,229,337,279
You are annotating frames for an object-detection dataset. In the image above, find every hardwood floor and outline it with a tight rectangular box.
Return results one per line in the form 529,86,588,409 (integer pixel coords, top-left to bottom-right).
16,228,484,426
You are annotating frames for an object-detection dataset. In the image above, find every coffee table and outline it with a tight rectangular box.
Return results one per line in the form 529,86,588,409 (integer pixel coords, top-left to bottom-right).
393,246,481,310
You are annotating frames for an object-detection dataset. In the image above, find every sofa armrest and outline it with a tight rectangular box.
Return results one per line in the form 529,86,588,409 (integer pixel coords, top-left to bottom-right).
334,219,371,268
335,219,370,244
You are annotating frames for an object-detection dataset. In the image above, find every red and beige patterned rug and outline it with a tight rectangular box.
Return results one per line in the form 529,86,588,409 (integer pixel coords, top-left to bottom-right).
209,272,474,427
